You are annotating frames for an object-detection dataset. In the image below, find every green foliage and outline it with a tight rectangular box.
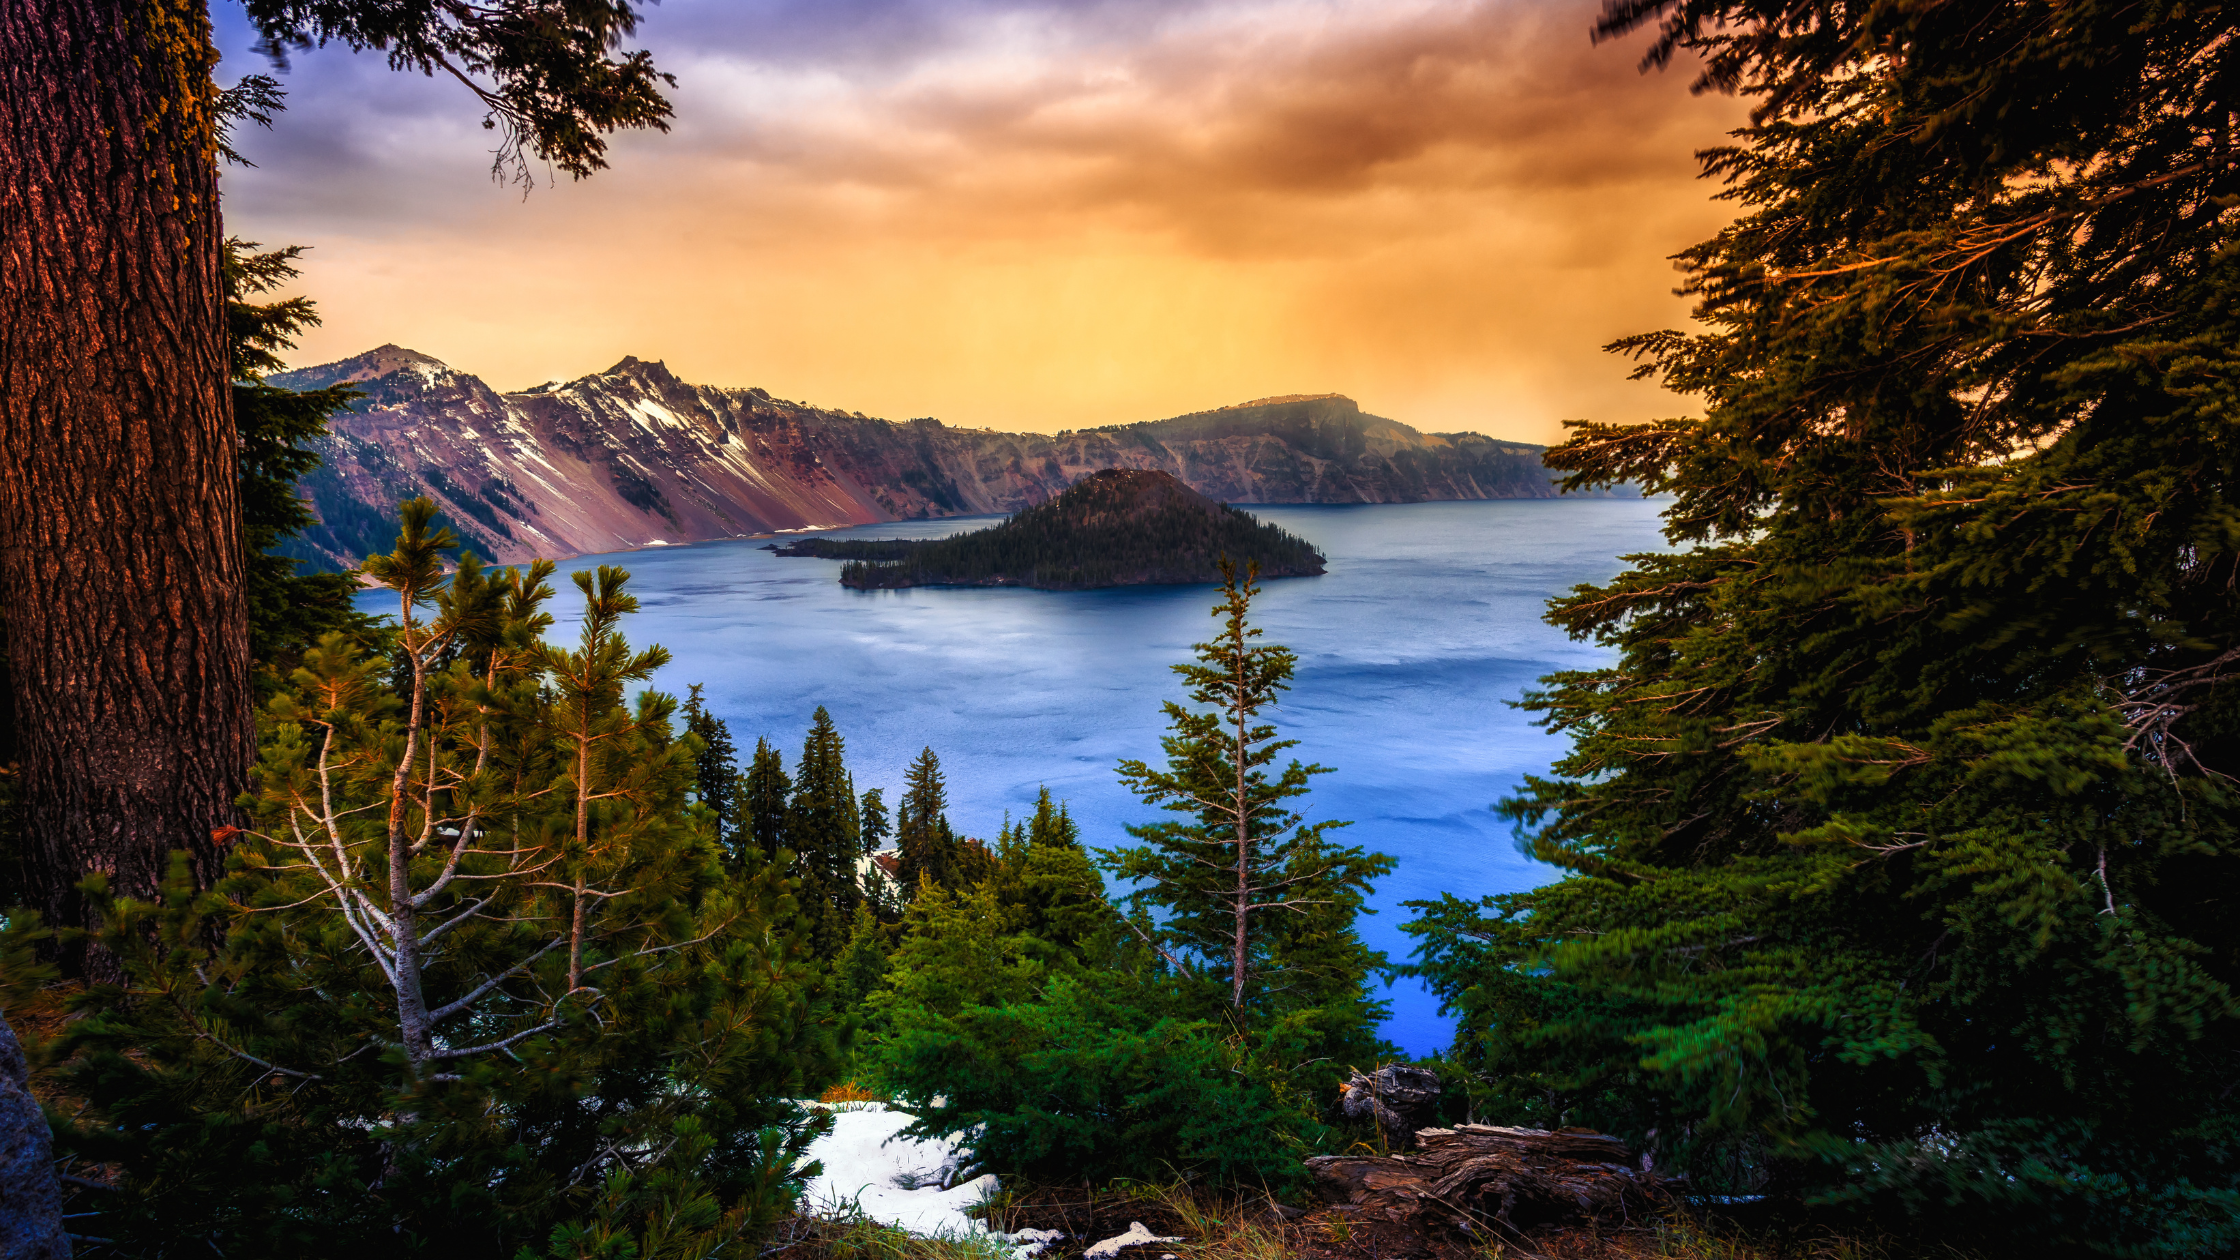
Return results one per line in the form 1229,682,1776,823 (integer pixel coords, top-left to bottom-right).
789,706,866,958
744,737,791,862
1025,785,1078,850
863,585,1392,1189
894,747,986,897
239,0,675,183
225,235,374,674
24,512,841,1257
864,872,1321,1188
1406,3,2240,1254
1102,563,1393,1036
682,684,745,851
811,470,1325,590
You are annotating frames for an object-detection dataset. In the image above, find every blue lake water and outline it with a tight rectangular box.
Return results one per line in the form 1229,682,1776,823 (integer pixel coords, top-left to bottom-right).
357,498,1670,1054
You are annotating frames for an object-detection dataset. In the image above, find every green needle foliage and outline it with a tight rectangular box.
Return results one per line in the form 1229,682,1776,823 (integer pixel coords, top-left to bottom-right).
856,584,1398,1190
1407,3,2240,1255
16,506,842,1257
682,684,745,852
788,706,866,958
743,737,791,863
1104,562,1394,1027
894,747,985,897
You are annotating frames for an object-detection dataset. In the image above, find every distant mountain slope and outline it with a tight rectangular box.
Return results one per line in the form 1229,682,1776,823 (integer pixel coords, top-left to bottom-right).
269,346,1612,568
778,469,1325,589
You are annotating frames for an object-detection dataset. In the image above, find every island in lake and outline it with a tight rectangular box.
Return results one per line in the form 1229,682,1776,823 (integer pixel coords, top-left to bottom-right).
771,469,1327,589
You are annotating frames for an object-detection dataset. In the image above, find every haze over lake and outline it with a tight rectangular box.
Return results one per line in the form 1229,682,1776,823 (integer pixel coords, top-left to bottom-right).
361,497,1670,1053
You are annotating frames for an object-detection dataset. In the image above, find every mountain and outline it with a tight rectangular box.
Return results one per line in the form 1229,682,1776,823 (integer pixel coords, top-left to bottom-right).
268,346,1610,568
775,469,1325,590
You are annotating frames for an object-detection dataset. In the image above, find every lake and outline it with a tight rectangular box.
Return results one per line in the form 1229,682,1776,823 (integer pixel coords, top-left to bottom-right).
359,497,1671,1054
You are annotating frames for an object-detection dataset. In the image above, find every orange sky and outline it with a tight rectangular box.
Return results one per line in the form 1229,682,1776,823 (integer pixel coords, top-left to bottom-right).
217,0,1745,444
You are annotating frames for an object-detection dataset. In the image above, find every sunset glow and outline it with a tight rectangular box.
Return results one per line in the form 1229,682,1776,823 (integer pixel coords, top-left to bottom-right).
216,0,1743,442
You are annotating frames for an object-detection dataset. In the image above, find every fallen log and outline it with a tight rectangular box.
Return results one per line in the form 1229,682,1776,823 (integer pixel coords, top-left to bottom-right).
1305,1124,1662,1238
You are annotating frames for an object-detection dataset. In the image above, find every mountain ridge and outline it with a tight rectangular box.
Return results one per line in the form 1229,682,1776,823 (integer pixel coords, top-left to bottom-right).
270,346,1620,568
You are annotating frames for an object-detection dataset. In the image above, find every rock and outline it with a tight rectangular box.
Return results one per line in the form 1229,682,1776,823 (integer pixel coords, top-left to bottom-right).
1339,1064,1443,1150
1305,1124,1662,1237
0,1012,68,1260
1082,1221,1184,1260
266,348,1580,570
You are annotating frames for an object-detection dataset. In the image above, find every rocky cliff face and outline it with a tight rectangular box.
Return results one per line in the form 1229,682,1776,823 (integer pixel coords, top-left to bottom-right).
271,347,1592,567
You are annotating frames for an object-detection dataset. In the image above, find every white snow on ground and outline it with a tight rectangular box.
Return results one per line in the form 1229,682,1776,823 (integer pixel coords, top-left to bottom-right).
1083,1223,1183,1260
799,1105,999,1240
992,1227,1065,1258
624,397,690,433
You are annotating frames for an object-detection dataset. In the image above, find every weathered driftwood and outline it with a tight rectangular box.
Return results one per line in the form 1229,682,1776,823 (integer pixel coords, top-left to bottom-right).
1337,1064,1443,1151
1305,1124,1661,1236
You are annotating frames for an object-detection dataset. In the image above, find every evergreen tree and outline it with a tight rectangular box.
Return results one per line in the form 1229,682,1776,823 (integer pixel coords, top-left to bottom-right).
860,786,891,853
1103,562,1393,1022
894,747,966,895
11,506,838,1256
0,0,676,966
858,786,904,921
225,226,370,677
743,738,791,861
682,683,744,853
1406,3,2240,1253
866,855,1323,1187
787,706,862,958
1026,785,1079,849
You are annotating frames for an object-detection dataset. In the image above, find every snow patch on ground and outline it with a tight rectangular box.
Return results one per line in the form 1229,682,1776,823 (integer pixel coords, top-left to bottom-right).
1083,1222,1183,1260
992,1227,1065,1259
799,1105,998,1240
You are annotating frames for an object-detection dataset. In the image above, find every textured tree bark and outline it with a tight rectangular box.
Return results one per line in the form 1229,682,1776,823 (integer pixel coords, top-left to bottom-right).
0,0,250,970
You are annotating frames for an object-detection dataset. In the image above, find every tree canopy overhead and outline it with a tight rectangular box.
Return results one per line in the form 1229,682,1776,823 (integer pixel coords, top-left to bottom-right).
1408,1,2240,1254
239,0,673,180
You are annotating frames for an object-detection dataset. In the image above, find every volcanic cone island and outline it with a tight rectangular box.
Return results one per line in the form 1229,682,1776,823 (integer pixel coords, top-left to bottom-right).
774,469,1327,590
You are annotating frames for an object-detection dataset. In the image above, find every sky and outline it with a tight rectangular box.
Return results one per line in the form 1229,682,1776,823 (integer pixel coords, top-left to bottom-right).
213,0,1745,443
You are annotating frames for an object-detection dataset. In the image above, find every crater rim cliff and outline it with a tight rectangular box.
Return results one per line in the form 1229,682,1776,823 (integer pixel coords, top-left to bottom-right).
269,346,1624,570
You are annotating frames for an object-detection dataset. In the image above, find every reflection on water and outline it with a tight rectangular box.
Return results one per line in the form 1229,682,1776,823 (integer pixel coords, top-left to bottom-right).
358,498,1671,1054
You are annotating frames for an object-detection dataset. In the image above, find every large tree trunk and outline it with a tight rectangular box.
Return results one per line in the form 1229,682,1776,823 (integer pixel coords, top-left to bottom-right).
0,0,250,970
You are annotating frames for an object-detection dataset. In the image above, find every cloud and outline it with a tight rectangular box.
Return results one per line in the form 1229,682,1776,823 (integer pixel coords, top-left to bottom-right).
213,0,1744,440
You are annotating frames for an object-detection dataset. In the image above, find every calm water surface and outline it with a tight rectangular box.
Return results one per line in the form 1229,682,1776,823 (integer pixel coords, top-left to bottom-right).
360,498,1670,1053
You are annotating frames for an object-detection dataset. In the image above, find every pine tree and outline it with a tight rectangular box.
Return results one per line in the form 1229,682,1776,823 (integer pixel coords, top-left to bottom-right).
681,683,743,853
858,786,903,920
1104,562,1393,1020
1404,3,2240,1252
894,747,966,896
787,706,862,958
15,507,840,1255
1027,785,1079,849
0,0,676,971
224,226,370,677
860,787,891,853
743,737,791,861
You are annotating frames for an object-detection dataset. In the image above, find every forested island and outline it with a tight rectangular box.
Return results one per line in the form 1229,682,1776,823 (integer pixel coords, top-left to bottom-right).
773,469,1326,589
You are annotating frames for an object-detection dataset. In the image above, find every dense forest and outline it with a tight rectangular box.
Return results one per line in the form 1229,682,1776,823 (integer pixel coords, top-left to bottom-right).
775,469,1326,589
